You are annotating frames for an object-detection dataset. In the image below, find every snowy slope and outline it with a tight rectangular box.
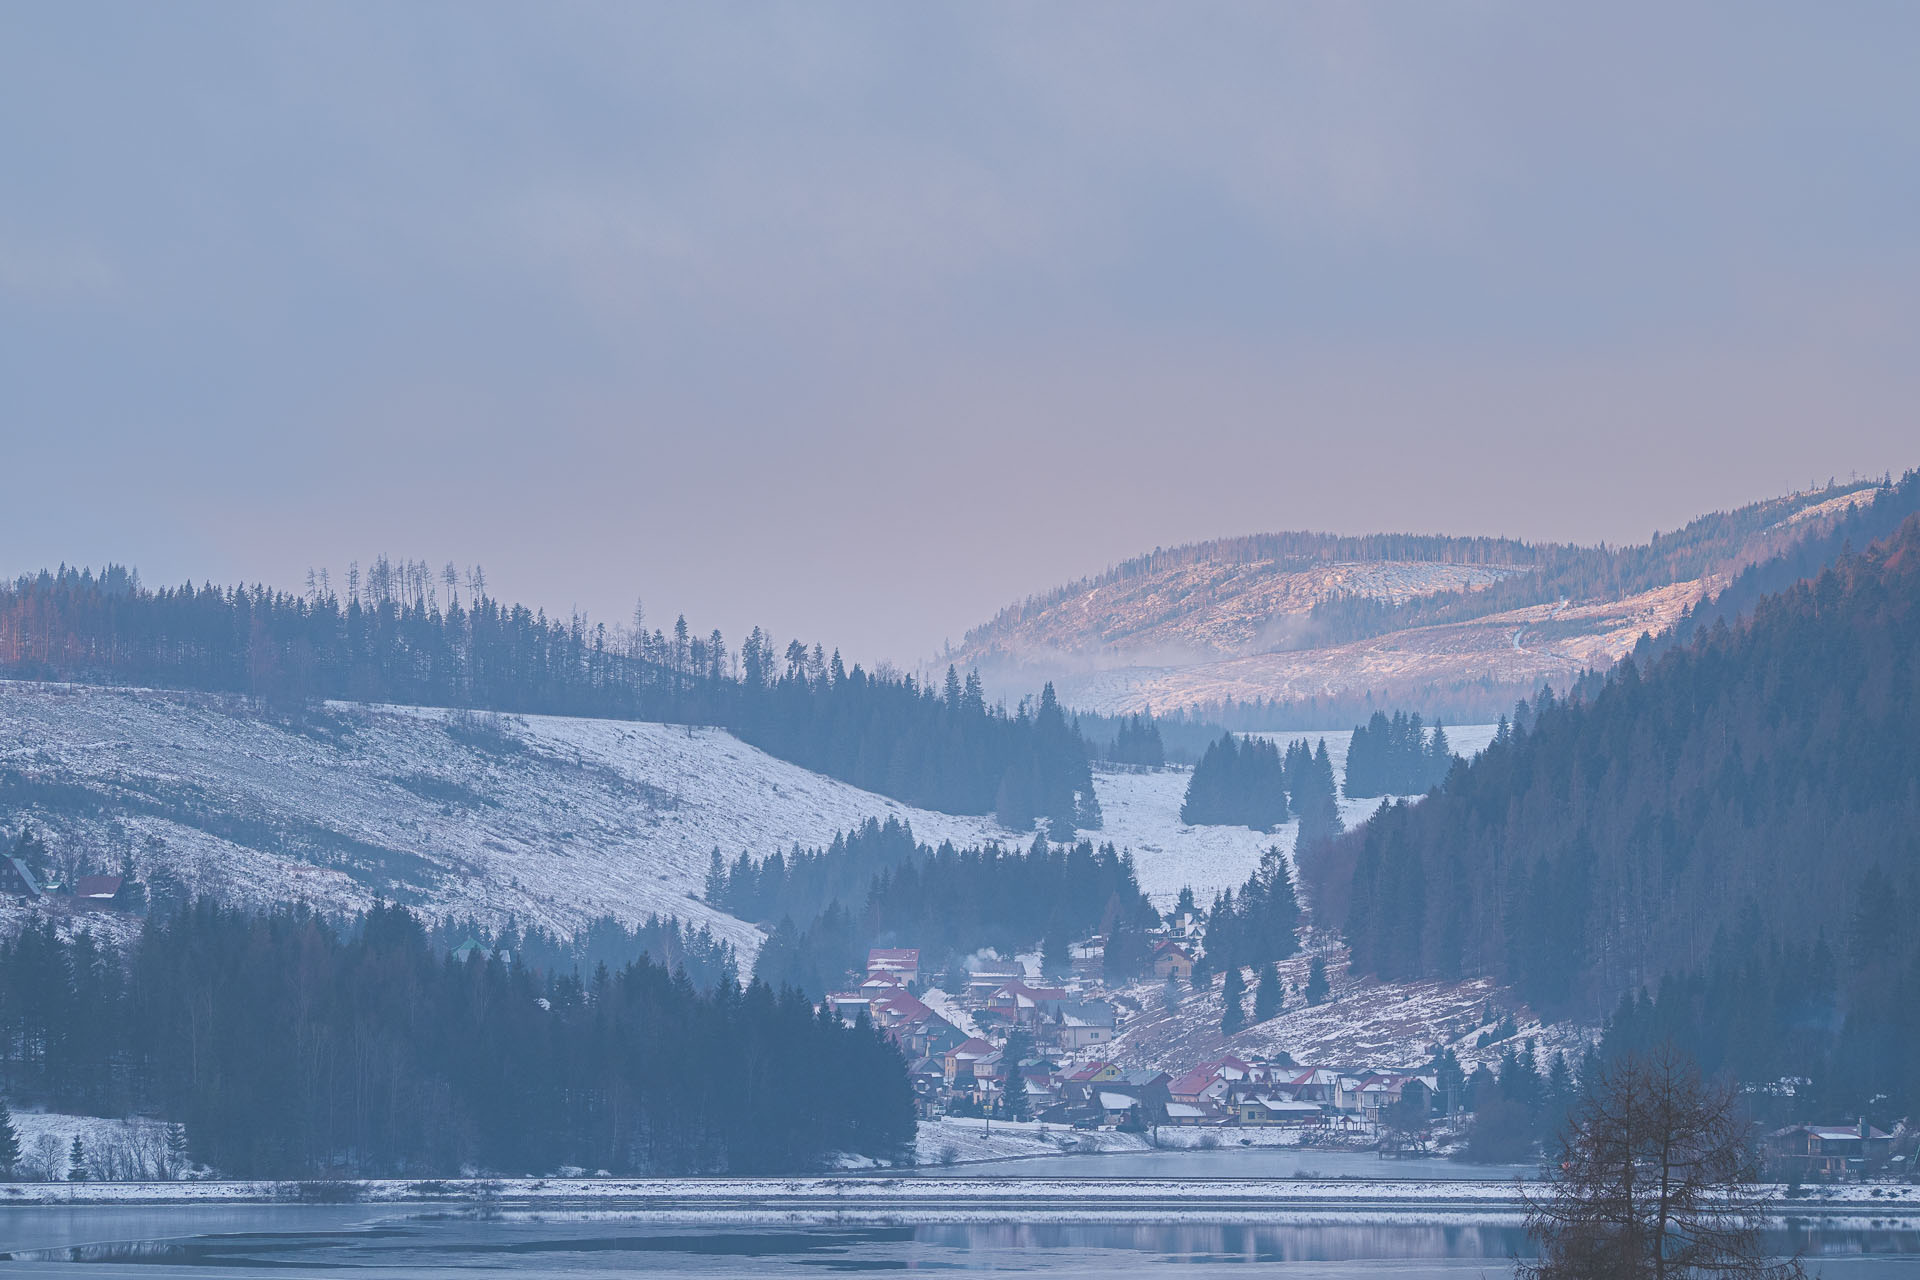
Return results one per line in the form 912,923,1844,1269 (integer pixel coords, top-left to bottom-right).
0,682,1496,964
1101,724,1498,909
0,683,1021,955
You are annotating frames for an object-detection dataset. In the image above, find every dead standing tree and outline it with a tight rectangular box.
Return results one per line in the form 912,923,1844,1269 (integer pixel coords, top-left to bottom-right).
1518,1044,1804,1280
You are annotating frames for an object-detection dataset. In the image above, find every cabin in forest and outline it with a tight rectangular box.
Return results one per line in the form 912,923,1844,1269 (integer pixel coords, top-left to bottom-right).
2,856,42,900
70,875,124,907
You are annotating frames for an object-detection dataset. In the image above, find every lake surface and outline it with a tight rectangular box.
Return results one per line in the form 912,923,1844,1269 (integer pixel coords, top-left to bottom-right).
3,1204,1916,1277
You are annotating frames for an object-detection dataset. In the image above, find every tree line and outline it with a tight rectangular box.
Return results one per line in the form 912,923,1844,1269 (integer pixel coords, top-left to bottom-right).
424,912,741,993
1181,734,1288,829
0,562,1094,830
1341,710,1453,798
0,902,913,1178
1177,734,1343,853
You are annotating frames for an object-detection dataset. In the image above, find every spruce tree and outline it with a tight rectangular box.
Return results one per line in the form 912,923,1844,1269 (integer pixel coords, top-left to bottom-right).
0,1095,18,1181
1253,962,1283,1022
1305,955,1329,1005
1221,967,1247,1035
67,1136,87,1182
166,1123,190,1178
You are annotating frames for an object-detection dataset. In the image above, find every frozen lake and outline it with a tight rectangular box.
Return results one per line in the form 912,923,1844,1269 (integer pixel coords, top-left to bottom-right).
2,1203,1915,1277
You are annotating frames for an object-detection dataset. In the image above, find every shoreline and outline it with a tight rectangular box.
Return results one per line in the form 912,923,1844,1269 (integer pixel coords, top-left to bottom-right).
4,1176,1915,1220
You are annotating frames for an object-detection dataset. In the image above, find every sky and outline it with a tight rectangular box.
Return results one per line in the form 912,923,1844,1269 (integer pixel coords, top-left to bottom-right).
3,3,1917,665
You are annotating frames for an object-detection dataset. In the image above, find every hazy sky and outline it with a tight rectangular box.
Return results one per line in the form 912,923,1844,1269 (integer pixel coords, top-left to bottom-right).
4,4,1917,664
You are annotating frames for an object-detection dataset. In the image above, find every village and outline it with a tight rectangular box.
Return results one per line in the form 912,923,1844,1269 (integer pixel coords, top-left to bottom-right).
829,939,1444,1143
829,940,1916,1182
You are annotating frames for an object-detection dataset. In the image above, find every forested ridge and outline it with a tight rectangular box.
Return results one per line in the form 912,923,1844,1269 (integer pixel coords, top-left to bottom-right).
0,560,1093,829
0,902,913,1177
1303,514,1920,1115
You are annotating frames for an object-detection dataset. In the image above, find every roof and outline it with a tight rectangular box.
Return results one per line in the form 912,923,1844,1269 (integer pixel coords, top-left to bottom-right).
1066,1061,1118,1081
72,875,123,900
1098,1091,1139,1111
951,1037,996,1060
868,947,920,965
1152,939,1194,960
3,856,42,896
1164,1102,1208,1119
1059,1000,1116,1027
1774,1124,1891,1142
1169,1065,1223,1097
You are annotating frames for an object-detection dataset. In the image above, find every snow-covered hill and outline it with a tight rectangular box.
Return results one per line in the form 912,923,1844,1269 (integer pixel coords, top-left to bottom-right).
0,682,1501,967
0,683,1020,955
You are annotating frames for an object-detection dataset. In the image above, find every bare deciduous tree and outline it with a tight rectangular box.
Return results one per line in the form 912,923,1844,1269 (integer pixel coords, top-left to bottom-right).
1519,1044,1803,1280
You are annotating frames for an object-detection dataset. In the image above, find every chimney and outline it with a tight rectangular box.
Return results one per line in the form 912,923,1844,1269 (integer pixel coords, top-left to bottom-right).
1860,1116,1870,1141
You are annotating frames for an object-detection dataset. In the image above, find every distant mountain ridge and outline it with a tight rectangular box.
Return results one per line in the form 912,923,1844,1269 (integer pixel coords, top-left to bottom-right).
950,478,1909,719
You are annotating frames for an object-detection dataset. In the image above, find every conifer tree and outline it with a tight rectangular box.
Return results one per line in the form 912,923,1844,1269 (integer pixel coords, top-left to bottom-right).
166,1123,190,1179
67,1136,87,1182
0,1095,18,1181
1221,967,1247,1035
1253,962,1283,1022
1305,955,1329,1006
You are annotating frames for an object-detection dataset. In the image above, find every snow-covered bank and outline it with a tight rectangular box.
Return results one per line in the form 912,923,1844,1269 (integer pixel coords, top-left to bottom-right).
2,1173,1910,1218
911,1115,1313,1166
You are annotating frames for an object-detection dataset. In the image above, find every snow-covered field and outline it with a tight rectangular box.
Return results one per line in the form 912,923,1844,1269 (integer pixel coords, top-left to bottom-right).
0,682,1023,954
1103,724,1498,908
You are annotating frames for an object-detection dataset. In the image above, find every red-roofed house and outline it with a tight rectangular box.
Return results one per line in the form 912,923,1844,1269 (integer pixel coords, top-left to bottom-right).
71,874,124,906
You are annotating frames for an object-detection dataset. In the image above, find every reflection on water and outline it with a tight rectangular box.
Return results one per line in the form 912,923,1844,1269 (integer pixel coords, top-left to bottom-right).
0,1206,1915,1277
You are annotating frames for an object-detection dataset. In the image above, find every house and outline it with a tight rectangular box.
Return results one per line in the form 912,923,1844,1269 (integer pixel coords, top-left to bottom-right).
70,874,124,906
1151,939,1195,981
1282,1067,1343,1107
1163,1101,1217,1126
450,937,488,963
944,1037,1000,1086
1170,1056,1256,1105
867,948,921,987
1051,1000,1117,1050
1,856,42,900
1353,1072,1438,1122
984,980,1069,1025
1765,1122,1894,1179
1064,1060,1124,1085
